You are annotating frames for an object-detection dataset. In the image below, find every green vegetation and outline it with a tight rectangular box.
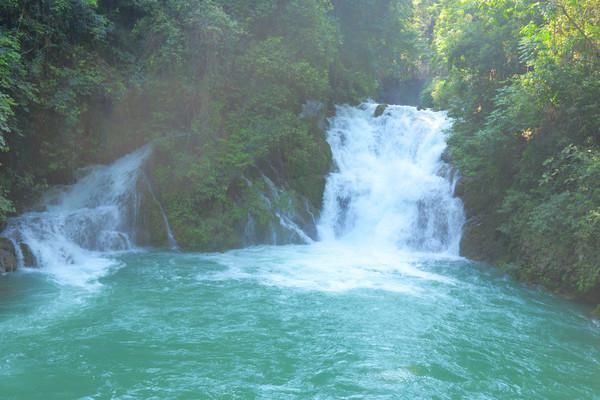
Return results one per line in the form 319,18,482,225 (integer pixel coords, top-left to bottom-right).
426,0,599,303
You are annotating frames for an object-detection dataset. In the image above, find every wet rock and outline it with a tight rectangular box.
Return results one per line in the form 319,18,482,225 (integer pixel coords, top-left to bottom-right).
19,242,37,267
440,148,451,164
374,104,388,117
0,238,17,273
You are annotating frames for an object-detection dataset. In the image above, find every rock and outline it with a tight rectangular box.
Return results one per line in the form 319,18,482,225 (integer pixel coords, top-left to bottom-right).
374,103,388,117
440,148,451,164
299,100,324,119
0,251,16,273
459,216,507,262
0,238,17,273
19,242,37,267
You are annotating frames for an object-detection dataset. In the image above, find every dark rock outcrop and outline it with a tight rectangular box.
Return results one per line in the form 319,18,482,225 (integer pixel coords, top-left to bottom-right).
0,238,17,273
374,104,388,117
20,242,37,267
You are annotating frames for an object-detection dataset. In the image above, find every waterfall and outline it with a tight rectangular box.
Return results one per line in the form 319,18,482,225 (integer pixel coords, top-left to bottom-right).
140,173,179,250
261,175,315,244
0,145,169,286
240,173,315,246
318,103,464,254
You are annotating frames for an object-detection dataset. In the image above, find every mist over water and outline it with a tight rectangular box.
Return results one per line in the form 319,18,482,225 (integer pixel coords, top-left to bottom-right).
0,105,598,399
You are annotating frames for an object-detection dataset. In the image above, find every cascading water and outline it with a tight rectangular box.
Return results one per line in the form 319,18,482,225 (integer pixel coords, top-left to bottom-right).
318,103,464,254
140,173,179,250
240,173,316,246
1,146,159,286
261,175,315,244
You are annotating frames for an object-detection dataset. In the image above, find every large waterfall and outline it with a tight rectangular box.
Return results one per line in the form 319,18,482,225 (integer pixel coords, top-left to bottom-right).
318,103,464,254
1,146,155,286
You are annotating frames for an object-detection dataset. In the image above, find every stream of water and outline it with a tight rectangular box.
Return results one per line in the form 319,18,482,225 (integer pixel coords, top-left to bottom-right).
0,104,598,399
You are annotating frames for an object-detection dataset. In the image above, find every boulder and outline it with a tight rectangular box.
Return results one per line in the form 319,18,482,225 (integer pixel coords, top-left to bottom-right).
374,103,388,117
0,238,17,273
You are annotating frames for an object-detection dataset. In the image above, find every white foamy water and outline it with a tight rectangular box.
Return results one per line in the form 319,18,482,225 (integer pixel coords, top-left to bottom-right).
318,103,464,254
200,243,456,294
1,146,152,288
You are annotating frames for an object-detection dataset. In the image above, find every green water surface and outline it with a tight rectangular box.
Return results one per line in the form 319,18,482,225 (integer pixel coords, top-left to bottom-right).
0,244,598,399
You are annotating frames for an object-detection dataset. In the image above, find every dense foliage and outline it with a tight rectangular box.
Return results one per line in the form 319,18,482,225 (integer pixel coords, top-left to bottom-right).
427,0,599,302
0,0,419,248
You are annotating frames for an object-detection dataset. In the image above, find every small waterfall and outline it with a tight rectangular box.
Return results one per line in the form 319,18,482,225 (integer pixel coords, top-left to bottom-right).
262,175,315,244
240,173,315,246
318,103,464,254
0,145,171,286
140,174,179,250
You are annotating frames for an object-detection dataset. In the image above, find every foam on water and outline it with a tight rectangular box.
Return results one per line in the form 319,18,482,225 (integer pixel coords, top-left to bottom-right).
199,243,455,294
